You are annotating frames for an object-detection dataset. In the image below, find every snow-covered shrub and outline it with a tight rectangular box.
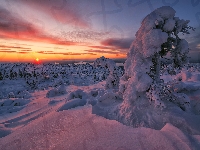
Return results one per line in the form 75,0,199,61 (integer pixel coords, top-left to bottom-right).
0,99,30,107
8,92,15,98
0,99,13,106
0,98,30,114
172,93,190,111
46,88,59,98
57,85,67,95
94,56,120,89
66,89,88,101
105,67,120,89
146,83,166,109
15,90,32,99
57,88,95,111
46,85,67,98
146,82,191,111
181,69,192,81
90,90,98,97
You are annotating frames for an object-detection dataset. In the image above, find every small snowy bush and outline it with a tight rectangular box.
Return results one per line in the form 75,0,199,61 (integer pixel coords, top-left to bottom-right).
94,56,120,89
46,85,67,98
8,92,15,98
66,89,88,101
46,88,59,98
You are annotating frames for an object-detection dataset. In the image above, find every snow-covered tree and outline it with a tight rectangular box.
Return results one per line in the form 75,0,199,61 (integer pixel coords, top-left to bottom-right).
119,6,194,110
94,56,120,89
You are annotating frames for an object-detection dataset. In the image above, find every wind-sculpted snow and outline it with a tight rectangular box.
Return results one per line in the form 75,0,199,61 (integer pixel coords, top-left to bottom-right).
0,98,30,115
57,98,87,111
1,105,200,149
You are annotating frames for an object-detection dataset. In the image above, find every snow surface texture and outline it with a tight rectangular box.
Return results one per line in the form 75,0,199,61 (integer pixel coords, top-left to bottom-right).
0,105,200,149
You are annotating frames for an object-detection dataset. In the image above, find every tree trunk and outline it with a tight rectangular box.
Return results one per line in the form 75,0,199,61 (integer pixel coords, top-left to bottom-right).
154,53,161,83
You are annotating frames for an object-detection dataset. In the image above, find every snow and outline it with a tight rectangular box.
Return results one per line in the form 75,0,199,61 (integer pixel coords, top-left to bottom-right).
46,85,67,98
179,39,189,54
0,105,199,149
142,29,168,57
94,56,120,89
163,18,176,32
57,98,87,111
0,6,200,149
0,62,200,149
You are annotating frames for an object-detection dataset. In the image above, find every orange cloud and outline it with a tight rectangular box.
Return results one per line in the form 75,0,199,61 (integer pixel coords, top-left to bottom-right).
37,50,97,56
84,49,120,54
0,50,17,53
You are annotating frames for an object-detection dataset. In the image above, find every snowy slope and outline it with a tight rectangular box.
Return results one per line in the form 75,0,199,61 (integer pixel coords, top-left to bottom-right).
0,105,200,150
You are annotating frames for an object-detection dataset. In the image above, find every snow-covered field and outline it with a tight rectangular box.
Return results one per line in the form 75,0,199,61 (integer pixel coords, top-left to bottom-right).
1,6,200,150
0,61,200,149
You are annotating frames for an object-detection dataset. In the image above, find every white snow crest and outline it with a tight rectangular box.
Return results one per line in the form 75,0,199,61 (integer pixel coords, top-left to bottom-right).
142,29,168,57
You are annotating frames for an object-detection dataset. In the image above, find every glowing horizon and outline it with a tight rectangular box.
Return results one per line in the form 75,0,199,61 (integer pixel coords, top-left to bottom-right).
0,0,199,62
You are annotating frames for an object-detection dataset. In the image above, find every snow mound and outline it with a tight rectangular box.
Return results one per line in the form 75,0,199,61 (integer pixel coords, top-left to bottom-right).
57,98,87,111
16,91,31,99
0,105,199,150
46,85,67,98
0,98,30,114
66,89,88,101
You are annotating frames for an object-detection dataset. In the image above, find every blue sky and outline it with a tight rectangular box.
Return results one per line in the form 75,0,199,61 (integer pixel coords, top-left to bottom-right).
0,0,199,62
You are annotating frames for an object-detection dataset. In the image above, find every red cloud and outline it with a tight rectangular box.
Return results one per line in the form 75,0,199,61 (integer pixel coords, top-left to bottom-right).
101,38,133,49
18,0,89,28
0,6,79,46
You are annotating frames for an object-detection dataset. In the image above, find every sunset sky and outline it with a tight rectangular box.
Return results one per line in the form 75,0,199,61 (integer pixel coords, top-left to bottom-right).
0,0,200,62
